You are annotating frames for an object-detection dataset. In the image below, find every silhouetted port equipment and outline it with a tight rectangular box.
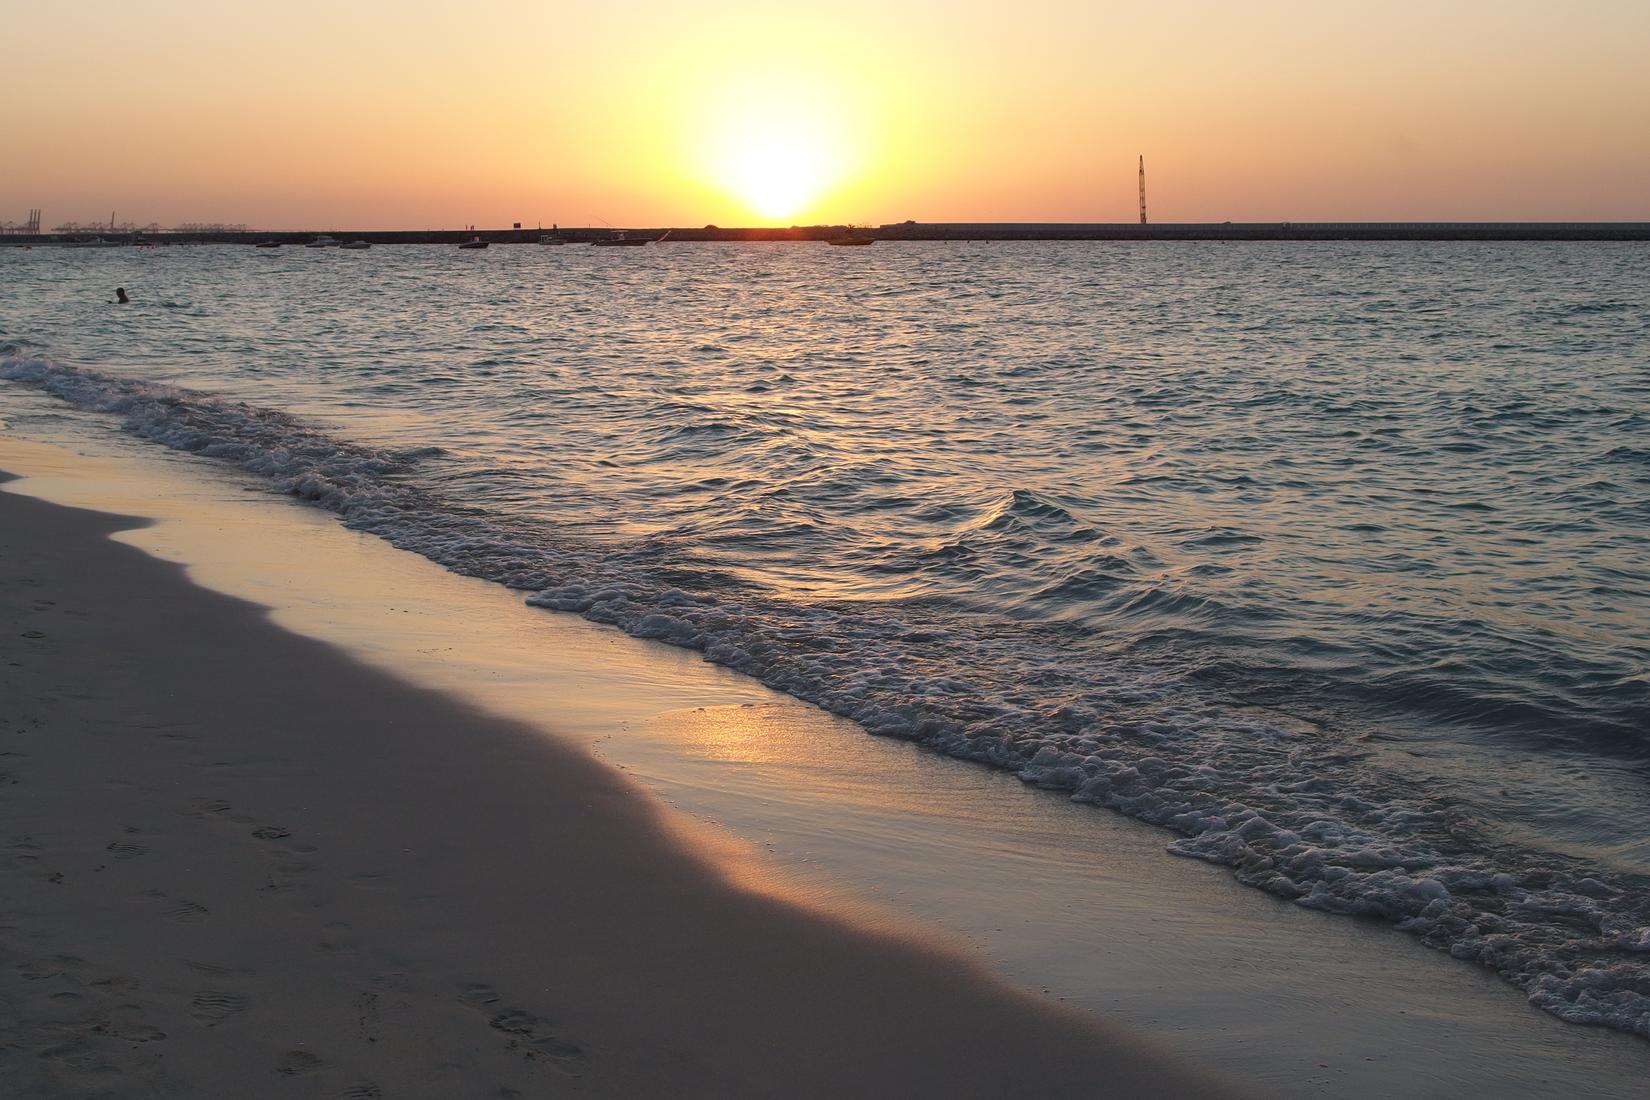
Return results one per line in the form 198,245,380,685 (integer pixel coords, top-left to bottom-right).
0,209,43,234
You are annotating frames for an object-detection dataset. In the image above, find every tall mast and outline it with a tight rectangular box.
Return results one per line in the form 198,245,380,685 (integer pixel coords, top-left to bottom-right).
1138,156,1147,225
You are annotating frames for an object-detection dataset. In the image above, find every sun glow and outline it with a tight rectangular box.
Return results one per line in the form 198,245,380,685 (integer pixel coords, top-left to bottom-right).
685,65,865,224
722,134,832,221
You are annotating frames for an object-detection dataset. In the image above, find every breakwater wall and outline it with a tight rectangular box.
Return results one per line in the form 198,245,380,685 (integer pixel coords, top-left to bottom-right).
6,222,1650,246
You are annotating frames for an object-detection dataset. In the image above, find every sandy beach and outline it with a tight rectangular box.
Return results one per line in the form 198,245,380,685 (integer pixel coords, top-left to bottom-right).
1,422,1645,1099
0,477,1248,1098
8,0,1649,1089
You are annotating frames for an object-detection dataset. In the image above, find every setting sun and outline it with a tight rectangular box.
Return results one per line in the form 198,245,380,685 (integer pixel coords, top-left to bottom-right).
681,63,866,224
719,133,831,221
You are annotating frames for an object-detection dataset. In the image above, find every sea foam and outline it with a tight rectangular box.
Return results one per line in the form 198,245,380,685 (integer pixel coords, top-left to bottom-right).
4,348,1649,1040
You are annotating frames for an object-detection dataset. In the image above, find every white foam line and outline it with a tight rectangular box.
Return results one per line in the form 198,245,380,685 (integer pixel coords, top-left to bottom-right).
5,348,1647,1040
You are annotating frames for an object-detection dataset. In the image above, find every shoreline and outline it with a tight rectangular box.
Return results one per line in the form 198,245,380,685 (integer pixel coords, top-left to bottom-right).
1,426,1646,1097
0,477,1241,1098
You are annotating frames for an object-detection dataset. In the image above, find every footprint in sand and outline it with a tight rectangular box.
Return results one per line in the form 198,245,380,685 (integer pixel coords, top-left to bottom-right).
122,1023,167,1042
484,1006,582,1062
37,1033,93,1063
105,841,148,861
96,1006,168,1043
458,982,501,1009
88,974,138,992
16,956,66,982
18,955,81,982
183,959,254,979
345,871,387,893
189,990,250,1026
143,891,211,923
332,1085,384,1100
275,1049,325,1077
316,922,357,953
167,898,211,922
251,825,292,841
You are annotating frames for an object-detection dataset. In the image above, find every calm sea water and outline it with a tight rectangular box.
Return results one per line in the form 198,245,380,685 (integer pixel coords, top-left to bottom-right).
3,241,1648,1036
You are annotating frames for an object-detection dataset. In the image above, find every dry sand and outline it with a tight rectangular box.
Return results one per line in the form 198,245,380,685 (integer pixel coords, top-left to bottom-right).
0,482,1244,1099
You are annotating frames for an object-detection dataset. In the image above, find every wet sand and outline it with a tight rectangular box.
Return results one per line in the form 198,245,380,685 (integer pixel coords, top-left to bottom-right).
0,480,1241,1098
2,427,1646,1097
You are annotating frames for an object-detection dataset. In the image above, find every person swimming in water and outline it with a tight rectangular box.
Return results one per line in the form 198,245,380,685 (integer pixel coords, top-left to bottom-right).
114,287,130,304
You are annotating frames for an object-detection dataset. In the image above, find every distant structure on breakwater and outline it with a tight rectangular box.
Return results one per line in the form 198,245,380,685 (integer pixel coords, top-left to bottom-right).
1,210,251,236
0,209,42,235
47,220,248,235
5,222,1650,245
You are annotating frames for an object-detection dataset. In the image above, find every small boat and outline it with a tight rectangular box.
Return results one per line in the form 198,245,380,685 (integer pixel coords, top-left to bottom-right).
306,235,340,248
255,240,282,248
537,233,567,246
65,236,122,248
591,231,650,247
825,224,876,246
459,236,489,250
339,240,371,250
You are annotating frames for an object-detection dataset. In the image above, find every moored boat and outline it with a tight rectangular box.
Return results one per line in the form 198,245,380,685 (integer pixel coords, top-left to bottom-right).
825,227,876,246
459,236,489,249
340,240,371,250
306,235,341,248
591,231,650,247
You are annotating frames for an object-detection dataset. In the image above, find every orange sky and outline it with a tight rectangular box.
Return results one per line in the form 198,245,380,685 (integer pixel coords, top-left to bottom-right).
5,1,1648,228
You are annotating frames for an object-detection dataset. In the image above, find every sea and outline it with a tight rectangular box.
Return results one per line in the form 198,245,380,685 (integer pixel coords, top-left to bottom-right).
3,240,1647,1039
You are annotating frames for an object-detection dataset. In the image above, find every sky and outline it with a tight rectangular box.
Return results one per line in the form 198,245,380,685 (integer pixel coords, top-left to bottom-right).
5,0,1649,229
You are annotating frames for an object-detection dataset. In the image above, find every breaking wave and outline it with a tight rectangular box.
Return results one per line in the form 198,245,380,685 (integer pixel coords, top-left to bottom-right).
5,348,1648,1040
